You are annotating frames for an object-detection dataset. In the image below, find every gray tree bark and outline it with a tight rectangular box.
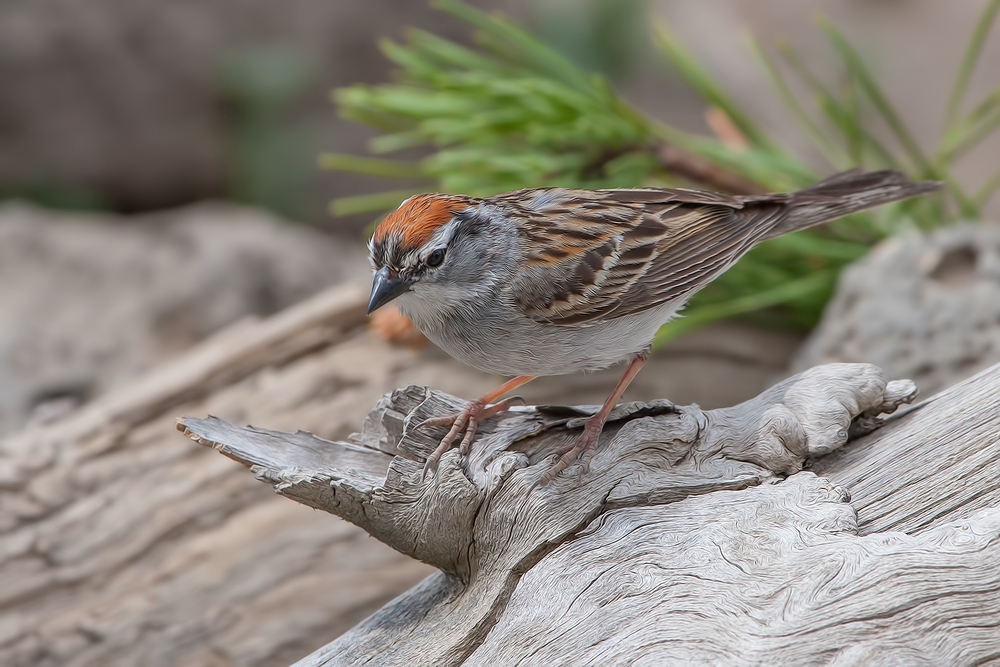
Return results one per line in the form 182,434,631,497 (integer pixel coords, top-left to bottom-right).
180,360,1000,666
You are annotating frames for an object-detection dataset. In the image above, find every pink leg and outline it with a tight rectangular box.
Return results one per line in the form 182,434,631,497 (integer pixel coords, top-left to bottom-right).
538,354,648,486
421,375,536,477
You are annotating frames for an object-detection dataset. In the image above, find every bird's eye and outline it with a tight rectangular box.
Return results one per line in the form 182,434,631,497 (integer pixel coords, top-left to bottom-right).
426,248,446,267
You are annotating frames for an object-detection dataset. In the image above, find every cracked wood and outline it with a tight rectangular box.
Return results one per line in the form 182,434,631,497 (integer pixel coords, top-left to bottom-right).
179,363,1000,665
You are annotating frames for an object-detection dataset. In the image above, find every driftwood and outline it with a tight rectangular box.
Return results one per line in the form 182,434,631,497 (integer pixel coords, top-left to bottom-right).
0,278,798,667
0,284,438,667
180,360,1000,665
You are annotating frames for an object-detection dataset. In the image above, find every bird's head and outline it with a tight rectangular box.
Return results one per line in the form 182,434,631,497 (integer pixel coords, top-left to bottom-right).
367,193,504,315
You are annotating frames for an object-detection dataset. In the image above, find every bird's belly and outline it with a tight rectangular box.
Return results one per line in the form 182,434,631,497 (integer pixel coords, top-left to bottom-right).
404,301,682,377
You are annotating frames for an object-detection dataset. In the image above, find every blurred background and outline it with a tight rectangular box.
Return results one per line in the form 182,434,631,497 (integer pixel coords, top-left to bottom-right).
3,0,998,223
1,1,999,665
2,0,998,435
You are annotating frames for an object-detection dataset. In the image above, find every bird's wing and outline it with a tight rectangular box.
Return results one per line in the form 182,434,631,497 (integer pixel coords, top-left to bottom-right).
502,187,790,325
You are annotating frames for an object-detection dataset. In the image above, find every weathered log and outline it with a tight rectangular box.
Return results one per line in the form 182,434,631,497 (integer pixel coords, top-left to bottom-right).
181,361,1000,665
0,278,798,667
0,283,438,667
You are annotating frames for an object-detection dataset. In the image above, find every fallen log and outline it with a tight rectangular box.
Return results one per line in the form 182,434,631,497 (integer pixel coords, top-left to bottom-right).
180,361,1000,665
0,280,799,667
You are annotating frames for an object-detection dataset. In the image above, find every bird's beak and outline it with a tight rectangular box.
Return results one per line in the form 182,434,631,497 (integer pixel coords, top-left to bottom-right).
367,267,413,315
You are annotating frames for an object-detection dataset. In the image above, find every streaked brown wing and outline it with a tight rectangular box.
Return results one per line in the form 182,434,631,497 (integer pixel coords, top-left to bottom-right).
500,187,789,325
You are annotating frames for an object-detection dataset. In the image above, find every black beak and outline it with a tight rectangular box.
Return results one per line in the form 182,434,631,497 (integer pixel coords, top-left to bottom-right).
368,267,413,315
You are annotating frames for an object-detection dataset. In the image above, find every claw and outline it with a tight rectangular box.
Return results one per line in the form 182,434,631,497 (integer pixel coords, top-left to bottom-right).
458,411,480,456
420,399,485,480
416,415,457,430
418,380,535,481
536,416,604,486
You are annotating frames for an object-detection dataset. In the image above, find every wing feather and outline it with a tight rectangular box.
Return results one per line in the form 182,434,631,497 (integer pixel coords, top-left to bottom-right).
497,188,789,325
489,172,935,326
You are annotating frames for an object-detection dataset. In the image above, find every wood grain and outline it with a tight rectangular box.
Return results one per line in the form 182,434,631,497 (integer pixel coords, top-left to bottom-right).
0,283,433,667
179,362,1000,666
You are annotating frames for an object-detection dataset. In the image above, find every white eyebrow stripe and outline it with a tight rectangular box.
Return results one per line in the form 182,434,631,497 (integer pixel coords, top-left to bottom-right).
426,217,461,250
397,218,459,270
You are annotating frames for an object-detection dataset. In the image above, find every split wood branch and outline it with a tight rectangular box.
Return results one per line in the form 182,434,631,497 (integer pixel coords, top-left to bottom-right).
178,363,1000,665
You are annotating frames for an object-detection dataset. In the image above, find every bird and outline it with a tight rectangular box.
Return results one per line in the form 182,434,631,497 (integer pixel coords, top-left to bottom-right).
366,169,939,485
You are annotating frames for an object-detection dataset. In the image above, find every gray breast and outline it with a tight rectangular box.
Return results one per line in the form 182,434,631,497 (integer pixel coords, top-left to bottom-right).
398,292,683,377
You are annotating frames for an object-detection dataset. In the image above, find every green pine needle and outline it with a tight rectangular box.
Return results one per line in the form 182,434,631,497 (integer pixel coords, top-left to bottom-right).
325,0,994,341
946,0,1000,126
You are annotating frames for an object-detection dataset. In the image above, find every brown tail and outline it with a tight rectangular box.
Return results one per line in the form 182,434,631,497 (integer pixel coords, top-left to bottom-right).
762,169,941,240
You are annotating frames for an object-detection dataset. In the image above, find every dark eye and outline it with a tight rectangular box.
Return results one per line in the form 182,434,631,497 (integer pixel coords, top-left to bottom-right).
426,248,445,267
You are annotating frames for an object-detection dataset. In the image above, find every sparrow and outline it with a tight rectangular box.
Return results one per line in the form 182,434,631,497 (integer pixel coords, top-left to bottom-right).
366,170,939,484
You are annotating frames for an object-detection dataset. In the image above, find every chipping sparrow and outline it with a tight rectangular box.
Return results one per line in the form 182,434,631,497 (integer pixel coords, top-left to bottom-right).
367,170,938,484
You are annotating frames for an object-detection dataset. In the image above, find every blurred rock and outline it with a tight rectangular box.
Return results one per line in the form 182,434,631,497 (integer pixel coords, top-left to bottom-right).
3,0,997,224
793,223,1000,397
0,202,368,436
0,0,511,223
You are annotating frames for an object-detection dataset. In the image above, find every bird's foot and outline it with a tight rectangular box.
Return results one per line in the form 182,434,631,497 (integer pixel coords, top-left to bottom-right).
537,414,606,486
419,395,524,478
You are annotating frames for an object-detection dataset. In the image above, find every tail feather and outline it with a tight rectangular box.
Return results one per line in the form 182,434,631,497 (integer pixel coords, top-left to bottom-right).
763,169,940,239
